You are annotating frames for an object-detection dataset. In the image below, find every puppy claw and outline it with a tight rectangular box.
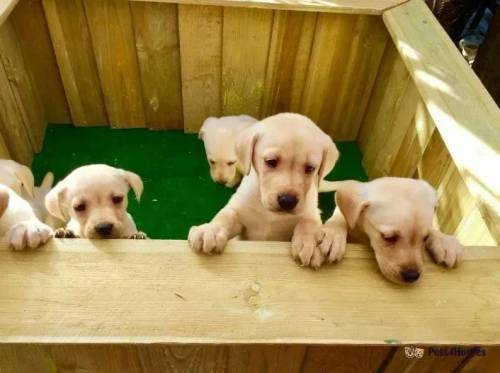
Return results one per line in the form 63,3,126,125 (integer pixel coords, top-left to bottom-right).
319,225,347,264
54,228,78,239
426,231,463,268
291,231,324,268
129,231,148,240
188,223,228,254
7,221,53,251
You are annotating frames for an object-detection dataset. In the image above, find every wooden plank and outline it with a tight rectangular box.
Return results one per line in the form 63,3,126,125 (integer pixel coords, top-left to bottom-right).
222,7,273,118
0,0,18,27
0,18,45,152
42,0,108,126
0,240,499,345
10,0,70,124
178,4,222,133
131,1,183,130
0,56,33,164
84,0,146,128
260,10,317,117
0,132,10,158
227,345,307,372
131,0,408,15
384,0,500,244
461,346,500,372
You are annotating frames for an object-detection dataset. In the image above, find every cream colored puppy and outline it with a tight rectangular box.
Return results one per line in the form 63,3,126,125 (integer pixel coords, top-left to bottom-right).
189,113,339,268
0,185,53,250
199,115,258,187
45,164,145,239
319,178,464,284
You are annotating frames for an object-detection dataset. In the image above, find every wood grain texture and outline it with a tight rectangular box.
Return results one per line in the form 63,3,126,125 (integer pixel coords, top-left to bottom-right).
10,0,70,124
130,0,408,15
0,240,499,345
0,0,19,27
131,1,183,130
84,0,146,128
0,18,45,152
260,10,317,117
0,131,10,158
462,346,500,372
301,14,388,140
178,4,222,132
42,0,108,126
384,0,500,245
0,54,33,164
222,7,273,118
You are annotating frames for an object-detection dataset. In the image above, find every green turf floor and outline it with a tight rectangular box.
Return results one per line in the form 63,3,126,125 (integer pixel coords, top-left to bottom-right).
31,125,368,239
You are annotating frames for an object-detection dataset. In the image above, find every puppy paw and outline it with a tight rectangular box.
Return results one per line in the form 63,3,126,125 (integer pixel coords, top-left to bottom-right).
291,229,324,269
188,224,228,254
319,224,347,263
128,231,148,239
54,228,78,239
7,221,53,251
426,231,463,268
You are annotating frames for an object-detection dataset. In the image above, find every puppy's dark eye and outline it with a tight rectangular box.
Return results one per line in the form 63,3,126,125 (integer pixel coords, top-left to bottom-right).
227,161,236,166
265,159,278,168
74,203,86,212
304,165,315,174
381,233,399,243
209,159,215,165
112,196,124,205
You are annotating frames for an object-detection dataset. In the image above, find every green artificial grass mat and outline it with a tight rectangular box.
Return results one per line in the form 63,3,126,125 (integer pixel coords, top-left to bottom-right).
32,125,368,239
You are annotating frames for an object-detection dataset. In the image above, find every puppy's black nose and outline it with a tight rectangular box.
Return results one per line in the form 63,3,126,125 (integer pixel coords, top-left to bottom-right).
278,193,298,211
216,179,226,186
95,223,114,237
401,269,421,283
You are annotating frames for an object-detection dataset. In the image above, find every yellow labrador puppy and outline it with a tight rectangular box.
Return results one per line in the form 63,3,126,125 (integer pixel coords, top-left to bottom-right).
320,178,464,284
199,115,257,187
0,185,53,250
45,164,146,239
189,113,339,268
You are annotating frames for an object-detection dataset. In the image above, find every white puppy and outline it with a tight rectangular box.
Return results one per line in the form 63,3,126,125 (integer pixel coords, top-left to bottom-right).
319,178,464,284
0,185,53,250
189,113,339,268
45,164,146,239
199,115,258,187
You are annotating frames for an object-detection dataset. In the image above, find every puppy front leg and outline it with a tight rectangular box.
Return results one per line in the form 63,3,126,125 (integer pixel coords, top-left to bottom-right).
319,207,348,263
425,229,464,268
291,219,324,269
188,207,242,254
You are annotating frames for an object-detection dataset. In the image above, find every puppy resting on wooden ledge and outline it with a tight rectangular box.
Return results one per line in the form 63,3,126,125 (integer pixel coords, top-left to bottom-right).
189,113,339,268
320,178,464,284
45,164,146,239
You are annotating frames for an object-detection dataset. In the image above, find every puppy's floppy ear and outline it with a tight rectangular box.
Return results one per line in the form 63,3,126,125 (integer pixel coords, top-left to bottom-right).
14,163,35,198
235,124,261,175
199,117,216,140
335,181,368,229
0,188,9,218
417,179,438,210
45,182,68,221
122,171,143,201
317,135,339,185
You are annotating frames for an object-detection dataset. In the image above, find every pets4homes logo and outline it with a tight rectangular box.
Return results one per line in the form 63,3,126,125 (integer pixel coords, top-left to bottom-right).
404,346,486,359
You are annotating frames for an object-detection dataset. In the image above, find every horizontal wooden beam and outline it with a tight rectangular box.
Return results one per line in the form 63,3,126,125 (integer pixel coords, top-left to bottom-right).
0,0,18,27
0,239,499,345
130,0,408,15
383,0,500,242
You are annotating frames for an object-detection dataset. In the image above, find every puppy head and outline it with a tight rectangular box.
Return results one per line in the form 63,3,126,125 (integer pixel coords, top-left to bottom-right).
200,117,239,186
45,164,143,239
336,178,437,284
236,113,339,213
0,159,35,197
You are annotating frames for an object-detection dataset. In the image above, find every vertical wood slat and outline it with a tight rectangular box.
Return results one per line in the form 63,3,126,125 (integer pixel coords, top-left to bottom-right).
10,0,70,125
301,14,388,140
42,0,108,126
222,7,273,118
260,10,317,118
83,0,145,128
0,18,45,153
130,1,183,130
178,4,222,133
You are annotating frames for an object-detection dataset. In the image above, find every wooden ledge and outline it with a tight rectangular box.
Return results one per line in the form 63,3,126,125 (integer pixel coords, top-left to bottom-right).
0,0,18,27
0,239,499,345
130,0,409,15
